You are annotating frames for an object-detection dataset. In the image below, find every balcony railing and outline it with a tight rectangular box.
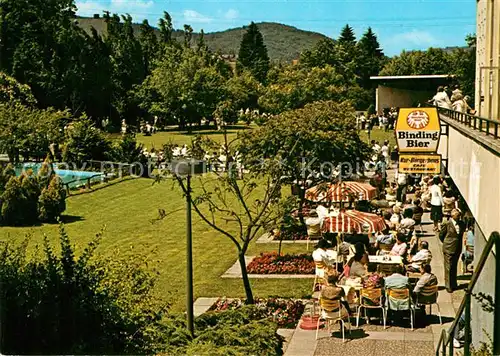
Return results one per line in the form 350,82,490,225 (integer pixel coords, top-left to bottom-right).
436,107,500,140
435,231,500,356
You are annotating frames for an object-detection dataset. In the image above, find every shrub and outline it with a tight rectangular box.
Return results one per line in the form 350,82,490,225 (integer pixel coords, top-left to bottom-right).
62,118,111,167
247,253,315,275
0,226,172,355
38,176,67,222
187,306,284,355
0,175,33,226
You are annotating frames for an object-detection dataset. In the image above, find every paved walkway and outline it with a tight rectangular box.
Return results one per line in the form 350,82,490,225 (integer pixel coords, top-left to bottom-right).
284,171,467,356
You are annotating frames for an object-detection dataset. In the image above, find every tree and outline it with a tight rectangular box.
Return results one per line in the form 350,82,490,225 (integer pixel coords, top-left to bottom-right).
356,27,385,89
0,72,36,106
136,47,229,129
38,175,67,222
300,38,337,68
158,11,174,44
169,153,284,304
237,22,270,83
0,175,32,226
338,24,356,45
62,118,111,167
139,19,159,75
239,100,371,226
380,48,452,76
0,103,66,163
258,65,344,114
450,34,476,102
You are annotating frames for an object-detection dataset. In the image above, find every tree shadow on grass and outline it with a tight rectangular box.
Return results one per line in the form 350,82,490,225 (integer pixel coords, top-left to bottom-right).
58,215,85,224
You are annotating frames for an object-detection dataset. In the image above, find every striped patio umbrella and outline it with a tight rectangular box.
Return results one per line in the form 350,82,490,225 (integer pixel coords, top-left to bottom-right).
322,210,387,234
305,181,377,203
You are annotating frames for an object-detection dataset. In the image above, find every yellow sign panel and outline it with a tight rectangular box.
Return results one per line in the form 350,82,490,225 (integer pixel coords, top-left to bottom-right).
398,154,442,174
395,108,441,152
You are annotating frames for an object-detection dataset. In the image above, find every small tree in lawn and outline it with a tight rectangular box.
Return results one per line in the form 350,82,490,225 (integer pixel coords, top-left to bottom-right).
239,100,371,228
167,146,284,304
38,176,67,222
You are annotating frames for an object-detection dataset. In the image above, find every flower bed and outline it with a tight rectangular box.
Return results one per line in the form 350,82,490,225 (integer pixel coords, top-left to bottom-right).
208,297,305,328
273,229,310,241
247,253,315,275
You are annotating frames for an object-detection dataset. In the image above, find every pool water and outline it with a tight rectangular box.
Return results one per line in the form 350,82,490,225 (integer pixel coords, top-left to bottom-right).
15,163,104,189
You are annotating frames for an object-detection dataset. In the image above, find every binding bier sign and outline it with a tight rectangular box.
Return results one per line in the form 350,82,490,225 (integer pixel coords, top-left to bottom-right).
395,108,441,153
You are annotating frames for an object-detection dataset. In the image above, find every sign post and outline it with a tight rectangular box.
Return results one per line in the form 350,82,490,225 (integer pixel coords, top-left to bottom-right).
395,107,442,174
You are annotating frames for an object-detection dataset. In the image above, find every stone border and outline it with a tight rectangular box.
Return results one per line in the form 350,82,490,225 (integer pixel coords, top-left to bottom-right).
256,232,320,245
221,255,315,279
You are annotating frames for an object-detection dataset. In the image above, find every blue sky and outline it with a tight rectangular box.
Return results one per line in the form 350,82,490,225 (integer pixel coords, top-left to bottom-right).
75,0,476,56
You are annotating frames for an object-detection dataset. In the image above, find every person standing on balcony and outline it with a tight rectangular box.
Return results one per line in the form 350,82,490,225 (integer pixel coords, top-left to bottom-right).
440,209,465,293
430,86,452,109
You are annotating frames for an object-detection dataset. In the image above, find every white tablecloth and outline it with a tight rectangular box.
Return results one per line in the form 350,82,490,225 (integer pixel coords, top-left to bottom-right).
368,255,403,264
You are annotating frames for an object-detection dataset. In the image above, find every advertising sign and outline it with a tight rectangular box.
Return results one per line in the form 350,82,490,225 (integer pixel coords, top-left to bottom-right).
395,108,441,152
398,154,442,174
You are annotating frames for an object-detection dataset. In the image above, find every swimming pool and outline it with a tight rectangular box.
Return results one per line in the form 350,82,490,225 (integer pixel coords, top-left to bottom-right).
15,163,104,189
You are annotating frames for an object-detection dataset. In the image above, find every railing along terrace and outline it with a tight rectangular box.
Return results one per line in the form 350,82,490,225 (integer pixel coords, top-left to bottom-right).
436,107,500,140
435,231,500,356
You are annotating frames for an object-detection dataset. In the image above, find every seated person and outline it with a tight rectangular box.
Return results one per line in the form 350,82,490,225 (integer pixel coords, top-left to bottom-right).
412,199,424,228
362,263,384,289
399,208,415,238
385,188,397,205
320,272,351,316
376,227,395,245
384,265,410,289
383,210,395,230
305,210,322,238
389,233,407,257
361,263,385,309
371,193,390,209
413,264,438,295
344,232,369,249
407,241,432,272
346,242,368,278
390,206,402,227
312,239,333,277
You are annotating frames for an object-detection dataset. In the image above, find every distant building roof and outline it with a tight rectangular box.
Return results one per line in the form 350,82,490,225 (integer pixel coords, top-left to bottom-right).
370,74,454,80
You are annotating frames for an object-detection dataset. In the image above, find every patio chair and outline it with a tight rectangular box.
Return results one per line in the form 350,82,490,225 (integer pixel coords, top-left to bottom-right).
306,222,322,251
386,288,415,330
415,284,442,325
376,243,394,255
313,261,327,292
461,245,474,274
356,288,387,328
377,263,398,276
315,298,351,342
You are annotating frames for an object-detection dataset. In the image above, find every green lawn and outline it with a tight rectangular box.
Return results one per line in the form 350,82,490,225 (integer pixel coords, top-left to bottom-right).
134,125,396,151
0,178,310,312
135,124,254,149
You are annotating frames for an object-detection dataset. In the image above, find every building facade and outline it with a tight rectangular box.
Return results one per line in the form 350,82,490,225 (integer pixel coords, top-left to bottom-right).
476,0,500,120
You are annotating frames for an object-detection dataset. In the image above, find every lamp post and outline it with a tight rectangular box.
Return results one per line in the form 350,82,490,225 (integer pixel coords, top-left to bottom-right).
170,159,206,337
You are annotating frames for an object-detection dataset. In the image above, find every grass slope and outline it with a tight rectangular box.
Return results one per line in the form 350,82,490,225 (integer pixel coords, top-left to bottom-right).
0,178,310,311
76,17,329,62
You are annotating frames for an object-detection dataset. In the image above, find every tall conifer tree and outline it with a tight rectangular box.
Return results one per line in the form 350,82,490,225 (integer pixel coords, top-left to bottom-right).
237,22,270,82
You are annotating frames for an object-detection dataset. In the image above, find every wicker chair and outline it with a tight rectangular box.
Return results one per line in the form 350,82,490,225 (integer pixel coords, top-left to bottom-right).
356,288,387,328
415,284,442,325
315,298,351,342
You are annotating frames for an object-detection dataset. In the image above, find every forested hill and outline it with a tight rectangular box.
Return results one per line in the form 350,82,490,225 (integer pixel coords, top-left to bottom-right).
76,17,330,62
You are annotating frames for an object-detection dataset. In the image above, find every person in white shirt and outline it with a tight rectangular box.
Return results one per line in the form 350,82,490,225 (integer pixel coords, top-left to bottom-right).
407,241,432,271
305,210,322,239
312,239,333,278
430,176,444,231
396,171,407,202
381,140,390,165
431,86,452,109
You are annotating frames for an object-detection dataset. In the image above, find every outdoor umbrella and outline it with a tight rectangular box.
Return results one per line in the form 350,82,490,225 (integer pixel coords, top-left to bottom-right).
305,181,377,203
322,210,386,234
